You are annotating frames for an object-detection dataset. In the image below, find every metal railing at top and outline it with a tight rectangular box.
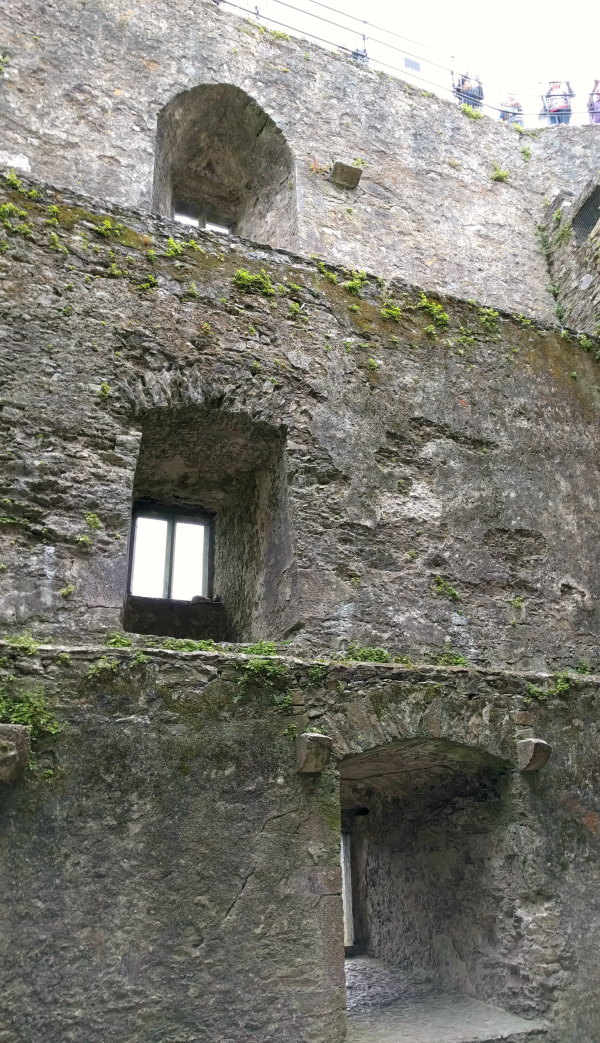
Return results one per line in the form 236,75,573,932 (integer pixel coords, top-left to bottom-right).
215,0,599,122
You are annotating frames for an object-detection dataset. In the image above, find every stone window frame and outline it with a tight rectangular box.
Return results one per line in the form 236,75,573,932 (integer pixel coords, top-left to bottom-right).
128,500,214,603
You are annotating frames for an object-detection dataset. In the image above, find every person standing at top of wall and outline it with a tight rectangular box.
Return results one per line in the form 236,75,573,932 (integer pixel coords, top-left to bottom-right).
499,96,524,126
454,72,484,110
543,81,575,124
588,81,600,124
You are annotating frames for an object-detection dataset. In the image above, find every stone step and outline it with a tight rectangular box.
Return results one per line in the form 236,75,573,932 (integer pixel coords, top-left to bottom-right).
345,957,550,1043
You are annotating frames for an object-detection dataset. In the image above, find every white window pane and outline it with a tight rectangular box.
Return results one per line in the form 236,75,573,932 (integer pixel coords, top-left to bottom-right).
171,522,205,601
205,221,230,234
174,213,199,227
131,517,168,598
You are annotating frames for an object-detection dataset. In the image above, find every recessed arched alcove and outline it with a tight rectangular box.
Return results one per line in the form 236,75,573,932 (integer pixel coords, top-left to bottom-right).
153,83,297,248
122,404,297,641
338,738,545,1041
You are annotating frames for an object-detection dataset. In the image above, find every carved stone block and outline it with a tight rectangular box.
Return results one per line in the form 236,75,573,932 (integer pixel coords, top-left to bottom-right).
329,161,362,189
0,724,31,781
296,732,333,773
517,738,552,772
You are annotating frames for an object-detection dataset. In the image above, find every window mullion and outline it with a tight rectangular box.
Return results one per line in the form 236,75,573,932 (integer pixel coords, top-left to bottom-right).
164,517,176,598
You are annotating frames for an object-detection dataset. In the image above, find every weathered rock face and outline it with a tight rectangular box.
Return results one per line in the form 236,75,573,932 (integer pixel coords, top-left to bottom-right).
3,0,600,318
0,644,599,1042
2,176,600,671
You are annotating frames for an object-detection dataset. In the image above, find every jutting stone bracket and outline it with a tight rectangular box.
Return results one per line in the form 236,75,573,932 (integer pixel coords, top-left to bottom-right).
516,738,552,772
0,725,31,782
296,732,333,773
329,161,362,189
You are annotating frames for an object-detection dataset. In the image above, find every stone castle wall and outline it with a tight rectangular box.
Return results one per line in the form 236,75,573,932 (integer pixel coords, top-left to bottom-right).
2,5,600,1042
3,0,600,320
1,643,599,1042
2,177,600,669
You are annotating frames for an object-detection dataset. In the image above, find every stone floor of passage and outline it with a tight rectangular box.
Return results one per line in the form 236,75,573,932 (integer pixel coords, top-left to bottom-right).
345,957,550,1043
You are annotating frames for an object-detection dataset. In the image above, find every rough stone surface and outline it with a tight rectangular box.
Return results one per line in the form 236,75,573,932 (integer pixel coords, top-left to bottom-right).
0,648,599,1040
297,731,333,772
3,0,600,317
1,177,600,669
0,723,30,781
345,957,549,1042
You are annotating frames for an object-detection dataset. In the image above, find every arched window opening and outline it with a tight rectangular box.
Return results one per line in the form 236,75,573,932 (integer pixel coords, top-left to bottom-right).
122,405,297,642
339,740,547,1041
572,185,600,242
153,84,297,249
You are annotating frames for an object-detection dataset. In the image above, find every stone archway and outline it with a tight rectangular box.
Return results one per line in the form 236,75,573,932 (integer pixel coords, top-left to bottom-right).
336,736,549,1043
152,83,297,249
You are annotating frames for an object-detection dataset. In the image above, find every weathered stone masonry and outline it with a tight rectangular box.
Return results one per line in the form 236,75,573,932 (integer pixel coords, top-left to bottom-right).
2,2,600,1041
3,0,600,318
2,178,600,670
1,645,600,1042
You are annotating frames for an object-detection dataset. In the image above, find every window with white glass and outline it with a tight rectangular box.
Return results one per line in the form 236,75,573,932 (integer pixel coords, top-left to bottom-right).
128,504,212,601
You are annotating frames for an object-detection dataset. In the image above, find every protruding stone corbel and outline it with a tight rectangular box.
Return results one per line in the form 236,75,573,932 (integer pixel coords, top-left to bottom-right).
517,738,552,772
0,724,30,781
297,732,333,774
329,161,362,189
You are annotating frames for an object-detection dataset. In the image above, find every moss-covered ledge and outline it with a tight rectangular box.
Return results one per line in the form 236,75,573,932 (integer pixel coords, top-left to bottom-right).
0,640,597,772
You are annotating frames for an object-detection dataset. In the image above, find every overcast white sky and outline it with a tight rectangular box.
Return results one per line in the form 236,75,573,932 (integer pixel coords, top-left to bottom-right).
227,0,600,126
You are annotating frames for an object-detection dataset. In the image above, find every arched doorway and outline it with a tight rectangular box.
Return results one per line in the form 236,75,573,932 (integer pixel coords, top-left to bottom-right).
153,83,297,249
339,738,548,1042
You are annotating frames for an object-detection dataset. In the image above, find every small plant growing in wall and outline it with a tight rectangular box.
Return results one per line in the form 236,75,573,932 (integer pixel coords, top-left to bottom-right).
165,236,183,257
95,218,113,238
490,162,509,183
309,157,329,176
343,270,367,296
3,631,39,655
74,535,92,549
87,656,119,679
460,103,482,120
183,281,199,300
554,225,571,247
84,512,100,530
104,632,132,648
3,168,24,191
432,575,461,601
342,643,391,663
426,649,470,667
136,273,157,291
521,145,531,161
352,157,368,168
417,293,449,327
0,686,61,746
97,381,111,399
317,261,337,283
526,672,571,702
478,307,499,334
49,232,68,255
233,268,275,296
59,584,75,597
381,301,401,321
